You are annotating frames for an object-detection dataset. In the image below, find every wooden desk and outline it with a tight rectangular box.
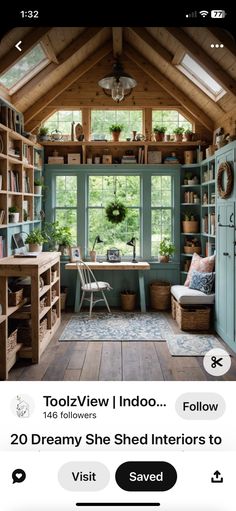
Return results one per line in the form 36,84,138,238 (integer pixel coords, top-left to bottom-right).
65,261,150,313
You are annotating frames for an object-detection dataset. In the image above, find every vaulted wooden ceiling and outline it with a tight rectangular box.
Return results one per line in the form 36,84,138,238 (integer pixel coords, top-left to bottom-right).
0,26,236,134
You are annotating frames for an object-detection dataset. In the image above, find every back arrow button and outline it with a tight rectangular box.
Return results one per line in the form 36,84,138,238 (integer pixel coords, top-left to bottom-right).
15,41,22,52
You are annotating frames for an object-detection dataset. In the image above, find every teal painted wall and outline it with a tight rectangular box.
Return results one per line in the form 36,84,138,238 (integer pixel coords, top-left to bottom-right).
45,164,181,307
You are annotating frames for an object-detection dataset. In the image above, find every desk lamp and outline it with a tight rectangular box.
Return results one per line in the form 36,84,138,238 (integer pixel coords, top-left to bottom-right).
127,237,137,263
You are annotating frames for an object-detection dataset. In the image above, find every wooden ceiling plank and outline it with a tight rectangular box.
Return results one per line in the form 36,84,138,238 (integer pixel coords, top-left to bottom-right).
207,28,236,58
124,44,213,131
128,27,173,63
24,42,111,125
165,27,236,96
41,35,58,64
12,27,107,106
0,27,52,75
112,27,123,57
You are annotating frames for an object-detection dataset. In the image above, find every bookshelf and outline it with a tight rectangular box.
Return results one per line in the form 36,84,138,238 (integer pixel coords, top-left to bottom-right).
200,156,216,257
0,252,60,379
0,123,43,257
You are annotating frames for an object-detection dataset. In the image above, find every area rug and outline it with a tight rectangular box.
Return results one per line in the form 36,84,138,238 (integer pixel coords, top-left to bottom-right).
59,312,173,341
166,334,225,356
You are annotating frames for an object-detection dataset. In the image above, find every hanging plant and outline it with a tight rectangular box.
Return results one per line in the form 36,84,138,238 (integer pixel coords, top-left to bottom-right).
105,200,127,224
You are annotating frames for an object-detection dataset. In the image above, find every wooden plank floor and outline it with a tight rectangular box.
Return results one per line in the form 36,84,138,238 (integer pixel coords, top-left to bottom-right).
9,311,236,381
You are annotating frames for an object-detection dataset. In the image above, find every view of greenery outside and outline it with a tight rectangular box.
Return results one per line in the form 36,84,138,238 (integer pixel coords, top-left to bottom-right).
91,110,143,140
55,176,77,242
151,176,173,256
152,110,192,133
0,44,48,91
88,176,140,256
44,111,82,136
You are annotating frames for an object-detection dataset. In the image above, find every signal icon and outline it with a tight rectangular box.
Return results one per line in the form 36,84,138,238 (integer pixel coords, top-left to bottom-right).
186,11,197,18
199,10,209,17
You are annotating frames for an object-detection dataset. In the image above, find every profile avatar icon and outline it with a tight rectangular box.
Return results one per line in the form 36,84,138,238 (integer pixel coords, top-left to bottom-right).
16,395,30,418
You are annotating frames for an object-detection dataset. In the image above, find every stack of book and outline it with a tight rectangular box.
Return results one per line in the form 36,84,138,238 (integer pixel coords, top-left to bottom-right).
121,155,137,164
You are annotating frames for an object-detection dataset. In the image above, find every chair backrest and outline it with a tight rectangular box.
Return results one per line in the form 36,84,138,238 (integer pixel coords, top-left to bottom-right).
76,260,99,289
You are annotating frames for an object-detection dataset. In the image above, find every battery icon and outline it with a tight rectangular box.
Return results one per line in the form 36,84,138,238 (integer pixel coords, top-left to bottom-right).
211,10,226,18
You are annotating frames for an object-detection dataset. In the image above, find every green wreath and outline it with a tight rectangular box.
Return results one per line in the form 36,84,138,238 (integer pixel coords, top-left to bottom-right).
105,201,127,224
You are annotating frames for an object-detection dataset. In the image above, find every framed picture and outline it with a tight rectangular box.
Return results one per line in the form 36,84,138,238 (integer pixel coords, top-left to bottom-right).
70,246,81,262
107,248,121,263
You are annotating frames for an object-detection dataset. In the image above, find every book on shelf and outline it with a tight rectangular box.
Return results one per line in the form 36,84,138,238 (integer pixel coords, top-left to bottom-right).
206,241,216,257
0,209,5,224
0,174,2,190
0,235,4,258
23,171,31,193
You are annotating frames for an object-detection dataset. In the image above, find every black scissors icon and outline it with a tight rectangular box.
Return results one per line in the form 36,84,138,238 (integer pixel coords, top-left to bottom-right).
211,356,223,368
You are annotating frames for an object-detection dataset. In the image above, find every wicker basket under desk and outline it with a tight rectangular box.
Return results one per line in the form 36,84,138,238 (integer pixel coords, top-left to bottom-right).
171,296,211,331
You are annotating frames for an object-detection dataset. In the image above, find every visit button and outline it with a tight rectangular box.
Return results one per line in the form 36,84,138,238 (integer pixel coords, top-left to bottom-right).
115,461,177,491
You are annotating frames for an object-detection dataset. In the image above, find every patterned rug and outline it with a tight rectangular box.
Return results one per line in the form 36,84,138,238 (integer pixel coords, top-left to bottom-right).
166,334,224,356
59,312,173,341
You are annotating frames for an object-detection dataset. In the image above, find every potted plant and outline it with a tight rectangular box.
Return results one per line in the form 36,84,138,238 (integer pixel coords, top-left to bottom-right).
109,124,124,142
158,238,175,263
182,211,199,233
184,237,201,255
173,127,185,142
38,126,50,141
8,206,20,223
25,229,46,252
184,172,195,185
153,125,167,142
34,178,44,195
184,129,194,142
44,221,73,255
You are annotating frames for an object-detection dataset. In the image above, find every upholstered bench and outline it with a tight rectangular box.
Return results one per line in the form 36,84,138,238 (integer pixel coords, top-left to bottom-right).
171,285,215,331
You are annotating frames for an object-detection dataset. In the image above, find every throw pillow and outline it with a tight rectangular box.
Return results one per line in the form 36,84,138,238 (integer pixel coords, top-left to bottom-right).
184,252,215,286
189,270,215,295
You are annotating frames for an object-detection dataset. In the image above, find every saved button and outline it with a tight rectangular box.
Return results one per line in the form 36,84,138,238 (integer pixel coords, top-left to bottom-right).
115,461,177,491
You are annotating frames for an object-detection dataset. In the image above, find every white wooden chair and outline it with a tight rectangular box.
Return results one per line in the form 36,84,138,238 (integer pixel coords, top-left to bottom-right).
76,260,112,316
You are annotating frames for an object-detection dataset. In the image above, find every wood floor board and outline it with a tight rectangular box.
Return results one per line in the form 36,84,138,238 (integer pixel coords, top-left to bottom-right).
99,342,122,381
6,311,236,381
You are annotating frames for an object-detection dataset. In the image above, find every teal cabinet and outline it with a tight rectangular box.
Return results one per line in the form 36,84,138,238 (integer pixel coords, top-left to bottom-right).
215,141,236,353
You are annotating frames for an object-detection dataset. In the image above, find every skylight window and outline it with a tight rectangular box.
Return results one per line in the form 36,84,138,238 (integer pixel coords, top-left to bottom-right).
0,43,49,94
177,53,226,101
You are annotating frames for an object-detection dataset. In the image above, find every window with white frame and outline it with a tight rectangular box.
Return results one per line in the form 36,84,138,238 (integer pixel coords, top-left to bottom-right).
176,54,226,102
151,175,173,256
88,175,140,256
152,110,192,133
55,176,77,243
0,44,49,94
91,110,143,140
44,111,82,137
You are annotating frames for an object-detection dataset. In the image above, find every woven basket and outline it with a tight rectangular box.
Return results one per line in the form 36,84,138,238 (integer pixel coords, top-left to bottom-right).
150,281,171,310
120,293,136,311
8,287,23,306
171,296,176,319
40,297,46,312
173,297,211,331
7,329,18,353
39,319,47,341
183,246,201,255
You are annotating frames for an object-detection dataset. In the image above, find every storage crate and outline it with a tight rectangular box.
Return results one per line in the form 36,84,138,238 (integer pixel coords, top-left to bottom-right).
8,287,23,306
172,296,211,331
68,153,81,164
7,329,18,353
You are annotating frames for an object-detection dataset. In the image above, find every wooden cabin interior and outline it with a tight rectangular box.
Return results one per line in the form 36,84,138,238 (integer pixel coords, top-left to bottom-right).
0,26,236,381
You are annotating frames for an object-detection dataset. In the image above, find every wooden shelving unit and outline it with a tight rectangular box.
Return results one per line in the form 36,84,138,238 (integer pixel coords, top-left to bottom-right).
0,252,61,379
41,140,205,166
0,122,43,257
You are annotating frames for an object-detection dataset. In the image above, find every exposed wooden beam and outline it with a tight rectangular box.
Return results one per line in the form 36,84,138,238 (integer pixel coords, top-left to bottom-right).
24,42,111,125
26,108,57,133
112,27,122,57
41,35,58,64
0,27,52,75
124,44,213,131
12,27,107,106
165,27,236,96
207,28,236,58
128,27,173,63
